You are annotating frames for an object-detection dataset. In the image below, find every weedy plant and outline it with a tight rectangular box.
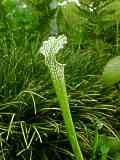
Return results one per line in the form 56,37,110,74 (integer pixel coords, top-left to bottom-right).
40,35,84,160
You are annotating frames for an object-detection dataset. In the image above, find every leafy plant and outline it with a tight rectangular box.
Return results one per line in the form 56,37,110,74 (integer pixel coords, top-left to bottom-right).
1,0,120,159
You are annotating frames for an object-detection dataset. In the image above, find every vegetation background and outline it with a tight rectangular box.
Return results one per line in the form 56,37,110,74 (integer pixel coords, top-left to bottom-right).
0,0,120,159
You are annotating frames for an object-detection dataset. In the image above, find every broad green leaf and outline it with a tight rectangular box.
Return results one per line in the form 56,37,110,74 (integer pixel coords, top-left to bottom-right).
103,56,120,86
61,2,80,26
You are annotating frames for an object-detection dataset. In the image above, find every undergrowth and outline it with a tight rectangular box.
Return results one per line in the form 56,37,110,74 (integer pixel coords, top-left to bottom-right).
0,0,120,159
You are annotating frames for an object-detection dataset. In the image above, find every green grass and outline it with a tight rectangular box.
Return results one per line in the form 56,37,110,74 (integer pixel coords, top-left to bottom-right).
0,29,120,160
0,1,120,157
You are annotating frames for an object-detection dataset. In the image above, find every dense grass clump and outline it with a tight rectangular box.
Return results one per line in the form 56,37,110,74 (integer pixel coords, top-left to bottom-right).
0,0,120,159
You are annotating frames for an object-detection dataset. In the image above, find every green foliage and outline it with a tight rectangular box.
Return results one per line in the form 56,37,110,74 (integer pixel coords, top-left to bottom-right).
92,133,120,160
103,56,120,86
2,0,39,30
0,0,120,159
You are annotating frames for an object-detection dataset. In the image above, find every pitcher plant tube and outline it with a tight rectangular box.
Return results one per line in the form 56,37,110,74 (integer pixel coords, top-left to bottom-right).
40,35,84,160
